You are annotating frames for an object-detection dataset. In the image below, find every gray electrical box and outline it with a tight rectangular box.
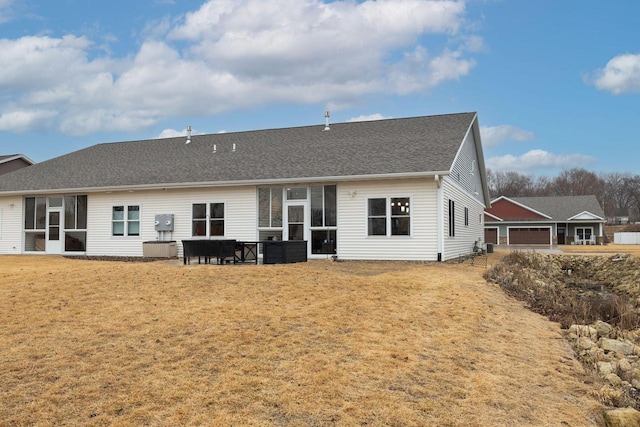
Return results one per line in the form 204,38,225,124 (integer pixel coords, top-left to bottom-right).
155,214,174,232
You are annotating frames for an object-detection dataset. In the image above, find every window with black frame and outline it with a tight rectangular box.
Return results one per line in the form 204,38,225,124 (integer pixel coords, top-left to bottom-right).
310,185,337,254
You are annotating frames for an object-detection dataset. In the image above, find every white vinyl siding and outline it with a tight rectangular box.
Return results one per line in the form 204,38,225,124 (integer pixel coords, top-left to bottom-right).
0,196,23,254
338,178,439,261
450,128,485,205
86,186,257,257
442,177,485,260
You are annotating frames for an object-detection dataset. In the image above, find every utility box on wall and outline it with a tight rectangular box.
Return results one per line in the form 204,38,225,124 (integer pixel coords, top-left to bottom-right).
155,214,174,232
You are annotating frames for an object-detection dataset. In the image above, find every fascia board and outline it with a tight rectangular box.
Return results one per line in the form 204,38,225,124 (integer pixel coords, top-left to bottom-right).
0,155,35,165
567,211,606,221
0,170,452,196
484,211,503,221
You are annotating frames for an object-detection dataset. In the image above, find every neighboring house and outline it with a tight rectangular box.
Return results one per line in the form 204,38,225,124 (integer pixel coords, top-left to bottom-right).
0,112,490,261
484,195,606,246
607,208,630,225
0,154,34,176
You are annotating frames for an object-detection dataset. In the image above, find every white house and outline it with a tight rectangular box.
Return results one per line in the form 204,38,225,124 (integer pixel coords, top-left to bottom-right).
0,112,490,261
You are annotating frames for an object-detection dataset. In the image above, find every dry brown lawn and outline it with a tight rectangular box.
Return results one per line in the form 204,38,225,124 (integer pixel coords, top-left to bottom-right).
0,255,604,426
560,243,640,256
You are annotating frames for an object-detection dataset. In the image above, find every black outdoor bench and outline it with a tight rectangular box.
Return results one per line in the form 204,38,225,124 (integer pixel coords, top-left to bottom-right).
182,239,237,265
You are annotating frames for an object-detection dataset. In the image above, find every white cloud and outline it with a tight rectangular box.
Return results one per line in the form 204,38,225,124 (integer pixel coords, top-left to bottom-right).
480,125,535,147
388,46,475,94
157,128,187,139
486,149,597,173
0,0,13,23
0,109,58,132
156,127,203,139
591,53,640,94
347,113,393,122
0,0,480,135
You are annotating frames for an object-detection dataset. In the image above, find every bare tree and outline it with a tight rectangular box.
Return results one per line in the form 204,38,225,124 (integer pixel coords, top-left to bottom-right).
487,170,537,198
486,168,640,224
601,172,635,218
625,175,640,223
550,168,606,208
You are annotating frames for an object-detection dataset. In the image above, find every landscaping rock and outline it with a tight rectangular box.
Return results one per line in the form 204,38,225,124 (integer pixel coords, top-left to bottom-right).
629,369,640,381
577,336,596,350
569,324,598,340
604,407,640,427
600,338,636,356
617,359,632,373
595,320,613,338
605,373,623,386
599,362,615,376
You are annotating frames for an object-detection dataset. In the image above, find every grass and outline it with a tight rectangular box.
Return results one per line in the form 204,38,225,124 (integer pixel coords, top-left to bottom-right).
0,255,603,426
560,243,640,256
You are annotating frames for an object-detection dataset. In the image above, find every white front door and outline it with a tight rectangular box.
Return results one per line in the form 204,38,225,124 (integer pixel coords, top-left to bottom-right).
46,208,63,254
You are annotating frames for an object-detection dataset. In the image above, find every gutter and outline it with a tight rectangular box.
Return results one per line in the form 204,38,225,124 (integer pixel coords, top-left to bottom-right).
0,170,452,196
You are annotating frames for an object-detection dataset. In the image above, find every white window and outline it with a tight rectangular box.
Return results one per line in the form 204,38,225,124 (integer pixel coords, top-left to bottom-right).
258,187,283,242
112,205,140,237
464,207,469,226
367,197,411,236
575,227,593,241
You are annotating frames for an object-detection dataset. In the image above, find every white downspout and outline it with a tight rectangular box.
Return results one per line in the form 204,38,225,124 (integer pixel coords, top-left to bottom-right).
435,174,443,261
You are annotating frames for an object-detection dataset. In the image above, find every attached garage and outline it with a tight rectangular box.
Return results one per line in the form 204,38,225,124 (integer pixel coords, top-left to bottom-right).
484,228,498,244
508,227,551,245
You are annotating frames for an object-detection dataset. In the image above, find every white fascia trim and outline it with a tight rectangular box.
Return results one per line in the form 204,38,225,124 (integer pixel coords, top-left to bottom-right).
449,113,491,208
490,196,552,220
0,154,35,165
484,211,503,221
0,170,452,196
567,211,605,221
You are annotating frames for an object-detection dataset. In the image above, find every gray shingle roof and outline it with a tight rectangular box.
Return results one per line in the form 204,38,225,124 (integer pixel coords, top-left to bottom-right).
512,195,605,221
0,112,476,193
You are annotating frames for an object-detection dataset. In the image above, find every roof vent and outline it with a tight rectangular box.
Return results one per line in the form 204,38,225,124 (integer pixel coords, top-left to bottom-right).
323,111,330,131
185,125,192,144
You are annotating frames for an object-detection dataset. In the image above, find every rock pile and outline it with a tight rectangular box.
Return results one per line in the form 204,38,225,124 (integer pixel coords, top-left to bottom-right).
568,320,640,388
486,251,640,415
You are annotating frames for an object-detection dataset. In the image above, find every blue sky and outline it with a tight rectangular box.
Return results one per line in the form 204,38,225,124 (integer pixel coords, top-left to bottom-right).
0,0,638,177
